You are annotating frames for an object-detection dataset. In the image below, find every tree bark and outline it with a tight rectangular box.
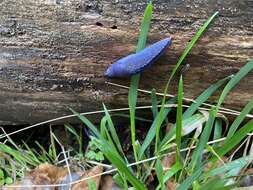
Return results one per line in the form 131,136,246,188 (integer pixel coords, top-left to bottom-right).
0,0,252,124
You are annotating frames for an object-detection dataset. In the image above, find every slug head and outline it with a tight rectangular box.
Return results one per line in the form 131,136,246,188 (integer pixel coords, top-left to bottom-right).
105,64,115,77
105,61,130,78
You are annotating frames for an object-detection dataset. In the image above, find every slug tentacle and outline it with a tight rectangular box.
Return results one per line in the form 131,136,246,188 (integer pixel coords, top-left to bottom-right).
105,37,172,78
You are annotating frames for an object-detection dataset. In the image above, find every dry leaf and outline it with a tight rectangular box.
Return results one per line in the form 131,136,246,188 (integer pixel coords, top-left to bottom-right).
100,175,113,190
166,123,174,133
161,154,175,170
161,154,176,190
4,163,68,190
30,163,68,184
71,165,103,190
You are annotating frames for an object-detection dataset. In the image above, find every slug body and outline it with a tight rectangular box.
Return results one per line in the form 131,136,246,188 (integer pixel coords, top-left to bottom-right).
105,37,172,78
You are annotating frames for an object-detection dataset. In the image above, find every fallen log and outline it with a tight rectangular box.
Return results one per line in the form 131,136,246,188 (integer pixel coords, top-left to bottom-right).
0,0,252,125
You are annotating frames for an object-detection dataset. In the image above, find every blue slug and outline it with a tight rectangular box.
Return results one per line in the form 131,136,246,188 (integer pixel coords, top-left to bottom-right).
105,37,172,77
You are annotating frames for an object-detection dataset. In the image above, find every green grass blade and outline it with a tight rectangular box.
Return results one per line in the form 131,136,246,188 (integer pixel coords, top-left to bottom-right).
138,99,175,159
199,178,228,190
35,141,53,162
183,76,230,119
214,119,253,159
65,124,80,143
190,108,216,171
138,108,170,159
155,159,165,190
22,142,41,164
99,118,126,164
70,108,100,138
113,173,129,189
151,88,158,119
102,103,125,156
98,139,147,190
177,165,203,190
100,116,108,138
99,117,119,153
129,76,140,161
128,1,153,163
213,119,222,140
65,124,83,154
0,144,27,166
176,76,183,162
168,11,218,85
226,97,253,140
135,2,153,52
162,161,182,187
216,59,253,111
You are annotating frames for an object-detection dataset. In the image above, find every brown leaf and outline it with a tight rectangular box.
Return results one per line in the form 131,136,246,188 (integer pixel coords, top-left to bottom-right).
30,163,68,184
4,163,68,190
161,154,176,190
161,154,175,170
100,175,113,190
166,180,176,190
71,165,103,190
166,123,174,133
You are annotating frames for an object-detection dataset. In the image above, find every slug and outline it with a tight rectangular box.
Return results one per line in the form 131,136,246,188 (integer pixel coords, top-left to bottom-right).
105,37,172,78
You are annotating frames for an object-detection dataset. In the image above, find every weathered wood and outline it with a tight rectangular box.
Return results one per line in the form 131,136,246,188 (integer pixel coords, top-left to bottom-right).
0,0,252,125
